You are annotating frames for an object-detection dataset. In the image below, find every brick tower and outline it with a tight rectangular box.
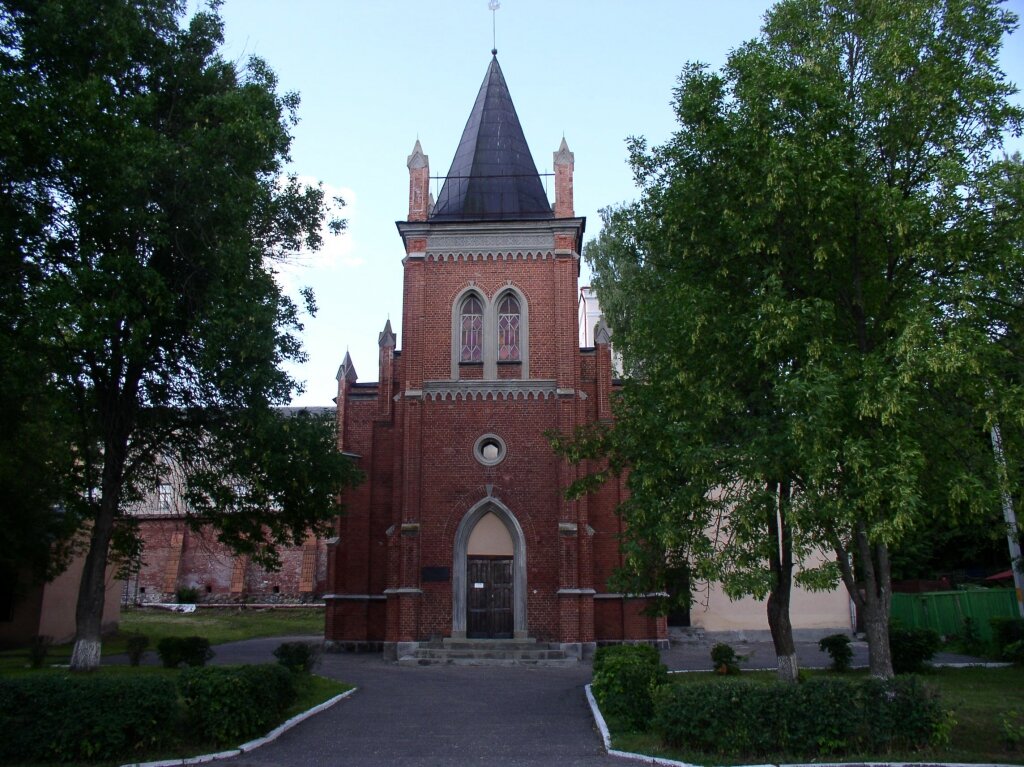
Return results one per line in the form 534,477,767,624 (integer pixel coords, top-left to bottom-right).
326,54,667,659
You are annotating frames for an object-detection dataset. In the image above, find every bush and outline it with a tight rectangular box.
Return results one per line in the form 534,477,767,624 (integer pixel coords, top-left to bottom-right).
179,664,296,745
273,641,321,673
592,643,662,675
157,635,213,668
125,634,150,666
591,644,667,731
710,642,742,674
0,674,178,763
957,616,985,656
28,635,52,669
652,676,946,758
890,626,940,674
175,585,201,604
991,617,1024,659
818,633,853,672
1004,639,1024,666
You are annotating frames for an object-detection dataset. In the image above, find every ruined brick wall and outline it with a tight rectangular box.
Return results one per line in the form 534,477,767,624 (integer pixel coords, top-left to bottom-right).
131,518,327,604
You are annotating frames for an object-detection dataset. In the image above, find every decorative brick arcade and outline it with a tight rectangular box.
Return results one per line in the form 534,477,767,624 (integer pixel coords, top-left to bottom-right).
325,54,667,660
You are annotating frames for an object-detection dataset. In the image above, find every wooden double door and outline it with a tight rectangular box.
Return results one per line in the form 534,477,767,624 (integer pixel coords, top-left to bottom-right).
467,556,513,639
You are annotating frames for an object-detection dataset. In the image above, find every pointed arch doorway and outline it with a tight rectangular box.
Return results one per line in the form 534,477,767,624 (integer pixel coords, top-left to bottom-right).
452,499,527,639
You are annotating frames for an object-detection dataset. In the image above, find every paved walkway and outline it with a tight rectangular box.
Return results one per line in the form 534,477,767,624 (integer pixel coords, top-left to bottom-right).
144,636,985,767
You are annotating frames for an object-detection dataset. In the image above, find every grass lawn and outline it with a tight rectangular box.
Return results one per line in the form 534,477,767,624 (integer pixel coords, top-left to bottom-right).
609,666,1024,766
0,606,324,671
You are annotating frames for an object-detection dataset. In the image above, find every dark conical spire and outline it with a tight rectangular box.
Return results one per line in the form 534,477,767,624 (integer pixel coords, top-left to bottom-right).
430,56,552,221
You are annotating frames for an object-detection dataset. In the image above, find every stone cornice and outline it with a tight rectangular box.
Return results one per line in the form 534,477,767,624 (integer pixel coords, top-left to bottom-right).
421,380,558,402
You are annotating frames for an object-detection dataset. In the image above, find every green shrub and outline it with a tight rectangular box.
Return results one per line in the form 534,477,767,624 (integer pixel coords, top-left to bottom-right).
890,626,940,674
710,642,742,674
591,644,667,731
991,617,1024,659
28,635,52,669
179,664,296,745
652,676,946,758
175,585,201,604
273,640,321,673
0,674,178,763
818,633,853,672
592,642,661,675
1004,639,1024,666
957,616,985,656
125,634,150,666
157,635,213,668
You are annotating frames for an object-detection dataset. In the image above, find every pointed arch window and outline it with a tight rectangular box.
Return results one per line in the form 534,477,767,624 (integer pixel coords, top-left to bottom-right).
460,295,483,362
497,293,521,361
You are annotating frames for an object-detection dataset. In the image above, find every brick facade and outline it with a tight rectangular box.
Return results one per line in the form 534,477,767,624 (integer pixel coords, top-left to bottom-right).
325,56,666,655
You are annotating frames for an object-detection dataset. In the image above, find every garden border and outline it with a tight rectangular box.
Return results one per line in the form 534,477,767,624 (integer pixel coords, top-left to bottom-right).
121,687,356,767
584,683,1020,767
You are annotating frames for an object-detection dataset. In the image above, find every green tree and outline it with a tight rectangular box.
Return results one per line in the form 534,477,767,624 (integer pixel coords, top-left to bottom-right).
585,0,1023,678
0,0,360,671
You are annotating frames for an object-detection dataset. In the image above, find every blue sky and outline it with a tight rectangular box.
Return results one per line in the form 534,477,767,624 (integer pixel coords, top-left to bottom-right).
212,1,1024,406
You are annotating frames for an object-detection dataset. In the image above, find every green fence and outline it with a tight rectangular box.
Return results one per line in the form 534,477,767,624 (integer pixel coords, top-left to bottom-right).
891,589,1019,642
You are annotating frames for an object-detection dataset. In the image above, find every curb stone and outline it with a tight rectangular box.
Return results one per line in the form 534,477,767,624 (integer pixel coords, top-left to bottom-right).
583,683,1021,767
120,687,356,767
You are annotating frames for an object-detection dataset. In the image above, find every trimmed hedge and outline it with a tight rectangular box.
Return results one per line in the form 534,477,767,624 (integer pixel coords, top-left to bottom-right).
0,675,178,763
179,664,296,745
274,640,321,673
992,617,1024,659
652,676,946,758
889,626,940,674
591,644,667,731
157,635,213,668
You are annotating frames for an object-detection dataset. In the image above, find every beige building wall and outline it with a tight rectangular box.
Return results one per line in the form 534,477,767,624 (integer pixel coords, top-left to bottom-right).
37,556,122,643
1,555,121,646
691,579,853,638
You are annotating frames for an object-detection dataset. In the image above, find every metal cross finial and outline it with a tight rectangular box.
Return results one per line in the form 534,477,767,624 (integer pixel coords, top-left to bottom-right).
489,0,500,55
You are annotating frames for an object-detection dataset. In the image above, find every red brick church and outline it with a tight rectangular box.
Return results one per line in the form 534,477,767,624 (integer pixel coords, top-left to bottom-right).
325,54,667,659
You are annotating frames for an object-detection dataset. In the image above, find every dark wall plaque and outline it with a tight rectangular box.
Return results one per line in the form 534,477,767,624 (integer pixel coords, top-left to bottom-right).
421,566,450,583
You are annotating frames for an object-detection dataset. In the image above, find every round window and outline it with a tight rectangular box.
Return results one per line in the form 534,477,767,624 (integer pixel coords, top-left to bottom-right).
474,434,507,466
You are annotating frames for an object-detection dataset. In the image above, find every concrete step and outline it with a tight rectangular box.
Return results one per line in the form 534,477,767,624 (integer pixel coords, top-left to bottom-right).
397,638,579,667
397,654,579,668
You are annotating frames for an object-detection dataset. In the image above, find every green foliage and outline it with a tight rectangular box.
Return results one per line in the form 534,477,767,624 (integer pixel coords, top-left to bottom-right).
125,634,149,667
710,642,742,675
175,586,201,605
1004,640,1024,666
273,640,321,674
0,674,178,763
991,617,1024,658
890,626,941,674
592,642,662,675
652,676,947,758
591,644,668,731
0,0,361,668
27,635,51,669
156,636,213,669
1003,709,1024,751
957,617,985,657
818,633,853,672
574,0,1024,680
178,664,296,745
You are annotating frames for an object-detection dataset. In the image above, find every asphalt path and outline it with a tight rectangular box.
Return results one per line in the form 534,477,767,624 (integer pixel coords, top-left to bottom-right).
131,635,986,767
206,637,621,767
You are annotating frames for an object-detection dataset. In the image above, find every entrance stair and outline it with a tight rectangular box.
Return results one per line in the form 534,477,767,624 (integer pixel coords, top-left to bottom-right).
397,638,578,667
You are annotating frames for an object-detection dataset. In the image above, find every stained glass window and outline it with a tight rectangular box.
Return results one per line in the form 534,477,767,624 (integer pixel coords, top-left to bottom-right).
460,295,483,362
498,294,520,361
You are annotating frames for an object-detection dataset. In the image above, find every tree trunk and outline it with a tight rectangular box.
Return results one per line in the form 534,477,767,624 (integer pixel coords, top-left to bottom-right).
70,403,131,672
69,504,115,671
767,480,799,683
833,519,894,678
